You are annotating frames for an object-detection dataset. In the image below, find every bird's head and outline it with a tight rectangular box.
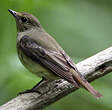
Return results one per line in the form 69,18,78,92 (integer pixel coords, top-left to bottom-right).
8,9,41,32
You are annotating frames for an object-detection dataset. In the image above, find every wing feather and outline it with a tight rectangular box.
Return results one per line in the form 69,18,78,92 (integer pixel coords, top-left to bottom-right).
18,35,79,87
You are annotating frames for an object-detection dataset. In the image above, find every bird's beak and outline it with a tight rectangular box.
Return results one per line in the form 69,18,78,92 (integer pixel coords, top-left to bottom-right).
8,9,18,18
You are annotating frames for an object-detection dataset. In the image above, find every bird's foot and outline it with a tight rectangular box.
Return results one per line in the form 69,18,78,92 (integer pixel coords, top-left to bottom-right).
18,88,41,95
18,77,48,95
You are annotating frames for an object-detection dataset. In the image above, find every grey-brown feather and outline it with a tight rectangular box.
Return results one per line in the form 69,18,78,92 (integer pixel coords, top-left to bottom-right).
18,35,79,87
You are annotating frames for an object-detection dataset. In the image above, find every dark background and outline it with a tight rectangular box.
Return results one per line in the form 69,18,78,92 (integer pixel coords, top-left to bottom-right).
0,0,112,110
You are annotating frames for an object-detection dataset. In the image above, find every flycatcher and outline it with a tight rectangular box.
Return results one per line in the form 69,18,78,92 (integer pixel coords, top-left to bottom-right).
8,9,102,98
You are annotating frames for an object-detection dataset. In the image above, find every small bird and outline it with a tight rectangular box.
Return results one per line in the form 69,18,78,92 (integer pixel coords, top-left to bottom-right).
8,9,102,98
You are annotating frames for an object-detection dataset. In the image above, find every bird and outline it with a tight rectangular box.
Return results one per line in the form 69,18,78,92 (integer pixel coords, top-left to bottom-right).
8,9,102,98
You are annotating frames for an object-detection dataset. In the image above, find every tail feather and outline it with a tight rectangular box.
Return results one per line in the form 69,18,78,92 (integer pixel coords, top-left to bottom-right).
82,81,103,98
72,70,103,98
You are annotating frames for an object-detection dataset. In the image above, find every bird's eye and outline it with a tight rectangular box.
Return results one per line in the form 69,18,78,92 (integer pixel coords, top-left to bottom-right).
21,17,27,23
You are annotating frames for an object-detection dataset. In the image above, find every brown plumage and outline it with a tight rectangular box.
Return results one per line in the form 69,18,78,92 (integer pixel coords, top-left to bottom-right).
8,9,103,98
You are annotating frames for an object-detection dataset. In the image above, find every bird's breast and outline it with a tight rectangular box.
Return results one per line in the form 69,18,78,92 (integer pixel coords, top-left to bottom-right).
17,46,59,79
17,48,46,76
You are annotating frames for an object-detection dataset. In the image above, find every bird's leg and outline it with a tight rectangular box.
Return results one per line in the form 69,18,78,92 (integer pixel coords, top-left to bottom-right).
18,77,48,95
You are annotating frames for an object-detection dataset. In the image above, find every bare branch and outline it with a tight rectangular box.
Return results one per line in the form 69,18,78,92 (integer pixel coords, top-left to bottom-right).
0,47,112,110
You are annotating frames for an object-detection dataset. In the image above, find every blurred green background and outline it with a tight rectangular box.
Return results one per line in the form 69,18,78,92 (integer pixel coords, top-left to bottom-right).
0,0,112,110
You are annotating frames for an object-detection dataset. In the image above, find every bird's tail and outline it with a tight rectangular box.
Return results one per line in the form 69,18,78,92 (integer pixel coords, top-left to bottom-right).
81,81,103,98
72,70,103,98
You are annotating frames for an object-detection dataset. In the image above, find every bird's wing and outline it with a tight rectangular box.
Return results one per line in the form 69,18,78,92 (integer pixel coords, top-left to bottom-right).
18,35,103,98
18,35,79,87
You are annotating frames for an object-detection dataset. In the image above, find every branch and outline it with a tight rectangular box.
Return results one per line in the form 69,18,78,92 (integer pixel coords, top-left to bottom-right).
1,47,112,110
